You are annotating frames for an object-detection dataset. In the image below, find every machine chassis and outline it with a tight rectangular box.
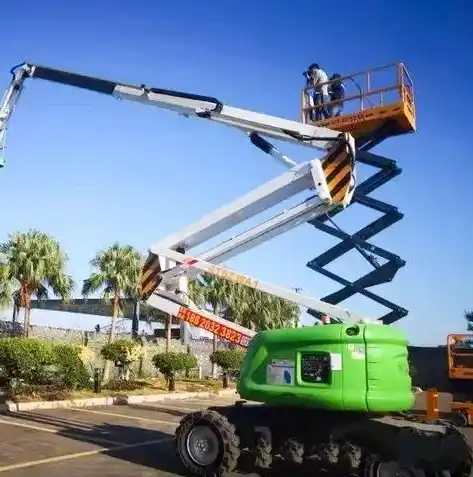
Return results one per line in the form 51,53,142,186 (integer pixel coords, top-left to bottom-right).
175,401,472,477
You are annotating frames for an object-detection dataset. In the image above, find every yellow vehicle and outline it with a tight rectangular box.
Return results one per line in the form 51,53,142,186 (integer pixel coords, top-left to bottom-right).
447,334,473,426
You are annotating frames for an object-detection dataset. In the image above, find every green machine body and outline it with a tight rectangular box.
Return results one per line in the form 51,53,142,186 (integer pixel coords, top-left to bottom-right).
237,323,414,412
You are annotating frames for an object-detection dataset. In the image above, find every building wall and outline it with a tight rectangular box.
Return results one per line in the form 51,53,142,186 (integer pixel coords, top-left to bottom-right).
29,324,219,378
408,345,450,392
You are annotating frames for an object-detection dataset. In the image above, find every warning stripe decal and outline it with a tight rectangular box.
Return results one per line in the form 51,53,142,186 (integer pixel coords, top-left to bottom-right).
321,140,353,204
140,253,162,300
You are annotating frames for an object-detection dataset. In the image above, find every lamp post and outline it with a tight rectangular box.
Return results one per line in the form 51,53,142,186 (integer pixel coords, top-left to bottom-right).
132,299,140,340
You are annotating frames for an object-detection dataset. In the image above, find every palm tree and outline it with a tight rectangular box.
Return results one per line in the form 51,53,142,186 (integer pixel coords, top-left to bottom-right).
189,273,300,376
465,310,473,331
188,274,236,375
82,243,143,344
227,285,300,331
276,296,300,328
0,229,75,337
190,273,300,331
0,261,14,311
191,274,235,346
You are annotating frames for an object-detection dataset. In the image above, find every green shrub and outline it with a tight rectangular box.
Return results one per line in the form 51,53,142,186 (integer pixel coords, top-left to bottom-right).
101,339,143,366
52,344,91,391
152,352,198,379
0,338,54,386
210,349,245,373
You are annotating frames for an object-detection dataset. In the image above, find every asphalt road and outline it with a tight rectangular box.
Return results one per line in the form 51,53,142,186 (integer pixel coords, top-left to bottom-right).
0,392,470,477
0,394,248,477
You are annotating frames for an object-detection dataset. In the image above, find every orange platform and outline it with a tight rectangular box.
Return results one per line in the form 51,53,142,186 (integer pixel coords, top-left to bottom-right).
302,63,416,140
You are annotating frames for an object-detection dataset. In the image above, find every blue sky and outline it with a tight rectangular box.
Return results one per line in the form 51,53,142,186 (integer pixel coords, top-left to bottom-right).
0,0,472,345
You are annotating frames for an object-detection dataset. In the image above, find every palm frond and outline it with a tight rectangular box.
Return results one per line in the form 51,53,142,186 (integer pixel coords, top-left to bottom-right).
82,273,107,297
0,229,75,311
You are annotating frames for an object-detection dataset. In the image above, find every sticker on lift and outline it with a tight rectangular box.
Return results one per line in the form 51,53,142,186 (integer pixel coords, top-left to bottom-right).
266,359,294,385
347,344,365,360
330,353,342,371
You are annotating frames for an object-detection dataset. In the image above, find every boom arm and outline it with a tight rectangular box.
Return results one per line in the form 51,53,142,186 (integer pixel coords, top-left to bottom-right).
140,134,364,347
0,61,362,347
0,62,348,163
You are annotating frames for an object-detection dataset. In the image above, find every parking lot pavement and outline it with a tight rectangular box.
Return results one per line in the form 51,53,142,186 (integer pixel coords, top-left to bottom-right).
0,395,249,477
0,393,472,477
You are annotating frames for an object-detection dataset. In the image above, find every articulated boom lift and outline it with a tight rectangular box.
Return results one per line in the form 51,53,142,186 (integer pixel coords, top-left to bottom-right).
140,132,359,346
0,61,361,341
1,62,471,477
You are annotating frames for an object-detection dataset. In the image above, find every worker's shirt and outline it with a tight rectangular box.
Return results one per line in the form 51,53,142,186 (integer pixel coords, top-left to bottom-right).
312,69,329,96
330,82,346,101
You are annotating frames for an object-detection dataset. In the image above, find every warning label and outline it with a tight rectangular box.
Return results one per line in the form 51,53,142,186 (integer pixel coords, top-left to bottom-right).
266,359,294,386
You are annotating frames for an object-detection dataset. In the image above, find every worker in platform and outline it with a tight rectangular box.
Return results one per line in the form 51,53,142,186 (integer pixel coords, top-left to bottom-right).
328,73,346,117
306,63,330,121
303,66,316,121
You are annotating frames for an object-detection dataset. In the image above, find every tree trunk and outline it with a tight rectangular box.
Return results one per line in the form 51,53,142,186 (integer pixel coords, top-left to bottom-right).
212,333,218,378
222,371,229,388
23,306,31,338
132,299,140,340
165,314,172,352
211,305,218,377
21,288,32,338
108,295,120,344
168,372,176,391
104,295,120,382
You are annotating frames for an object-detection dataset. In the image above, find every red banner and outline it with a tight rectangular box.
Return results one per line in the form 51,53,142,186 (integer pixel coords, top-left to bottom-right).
177,306,251,347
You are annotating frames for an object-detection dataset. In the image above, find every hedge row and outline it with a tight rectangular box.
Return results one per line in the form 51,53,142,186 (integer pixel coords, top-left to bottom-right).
0,338,230,391
0,338,90,390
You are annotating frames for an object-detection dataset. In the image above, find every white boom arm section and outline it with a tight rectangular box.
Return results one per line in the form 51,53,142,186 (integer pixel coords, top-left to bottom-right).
0,63,349,164
141,134,367,347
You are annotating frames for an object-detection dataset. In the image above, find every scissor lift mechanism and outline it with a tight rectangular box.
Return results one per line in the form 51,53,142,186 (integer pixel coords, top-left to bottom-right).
0,62,370,346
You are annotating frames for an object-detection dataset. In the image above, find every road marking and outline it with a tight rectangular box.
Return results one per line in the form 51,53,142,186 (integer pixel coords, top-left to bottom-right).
0,436,173,472
0,418,59,434
183,398,236,406
0,418,123,446
134,402,206,412
70,407,178,426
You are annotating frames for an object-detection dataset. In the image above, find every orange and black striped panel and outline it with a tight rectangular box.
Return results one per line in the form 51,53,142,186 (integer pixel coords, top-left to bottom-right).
140,253,162,300
320,139,354,204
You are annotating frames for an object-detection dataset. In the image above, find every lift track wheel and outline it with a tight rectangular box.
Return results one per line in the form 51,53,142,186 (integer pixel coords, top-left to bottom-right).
176,410,240,476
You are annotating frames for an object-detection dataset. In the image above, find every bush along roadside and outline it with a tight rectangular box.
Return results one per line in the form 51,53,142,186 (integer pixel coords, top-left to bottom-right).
210,349,245,388
153,351,198,391
0,338,230,403
0,337,93,395
100,339,143,381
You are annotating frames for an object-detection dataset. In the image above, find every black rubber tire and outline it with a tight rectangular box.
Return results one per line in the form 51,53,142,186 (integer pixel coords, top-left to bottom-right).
338,440,362,472
281,438,304,464
254,430,272,469
175,409,240,477
451,411,468,428
442,426,472,477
